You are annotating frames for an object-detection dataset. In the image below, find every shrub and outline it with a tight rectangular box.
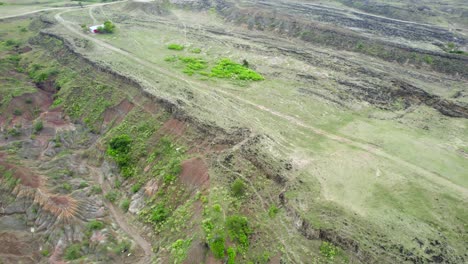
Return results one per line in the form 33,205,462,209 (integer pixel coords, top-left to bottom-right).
3,170,19,188
107,134,134,178
79,181,88,188
168,44,184,50
227,247,237,264
13,109,22,116
105,191,119,202
114,240,131,254
97,20,115,34
231,178,246,197
423,55,433,64
211,58,264,81
115,179,121,188
131,182,142,193
64,244,82,260
91,185,102,194
171,238,192,263
226,215,252,248
8,128,21,137
268,204,279,218
319,241,338,260
120,198,130,212
62,183,72,192
5,39,20,47
40,249,50,257
150,204,169,224
209,234,225,259
108,134,132,157
33,120,44,134
25,98,33,104
87,219,105,230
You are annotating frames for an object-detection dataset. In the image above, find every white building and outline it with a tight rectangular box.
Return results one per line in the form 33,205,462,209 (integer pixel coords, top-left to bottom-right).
89,25,103,33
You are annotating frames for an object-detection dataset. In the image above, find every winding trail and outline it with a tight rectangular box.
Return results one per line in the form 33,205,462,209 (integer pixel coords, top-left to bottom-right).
54,7,468,199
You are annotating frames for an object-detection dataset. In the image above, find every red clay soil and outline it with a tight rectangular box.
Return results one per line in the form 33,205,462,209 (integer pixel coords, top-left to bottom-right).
160,118,186,137
0,91,53,126
204,254,221,264
179,157,209,189
49,196,70,207
40,110,68,126
102,99,134,125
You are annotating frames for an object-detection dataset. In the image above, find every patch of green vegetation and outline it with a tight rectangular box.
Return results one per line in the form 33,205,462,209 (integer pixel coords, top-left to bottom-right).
231,178,246,197
147,137,184,185
423,55,434,64
79,181,88,188
131,182,142,193
227,247,237,264
27,63,58,83
96,20,116,34
268,204,279,218
64,244,82,261
319,241,338,260
190,47,201,53
120,198,130,212
33,120,43,134
51,97,63,107
149,203,170,224
4,39,21,47
13,109,22,116
7,128,21,137
62,183,72,192
87,219,105,230
164,55,208,76
1,170,20,189
91,185,102,194
180,56,208,76
170,238,192,263
226,215,252,249
209,233,226,259
105,191,119,202
40,249,50,257
107,134,134,178
167,44,184,50
210,58,264,81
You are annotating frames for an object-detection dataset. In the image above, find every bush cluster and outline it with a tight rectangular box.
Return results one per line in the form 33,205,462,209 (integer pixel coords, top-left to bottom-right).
210,58,264,81
107,134,134,178
167,44,184,50
96,20,115,34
